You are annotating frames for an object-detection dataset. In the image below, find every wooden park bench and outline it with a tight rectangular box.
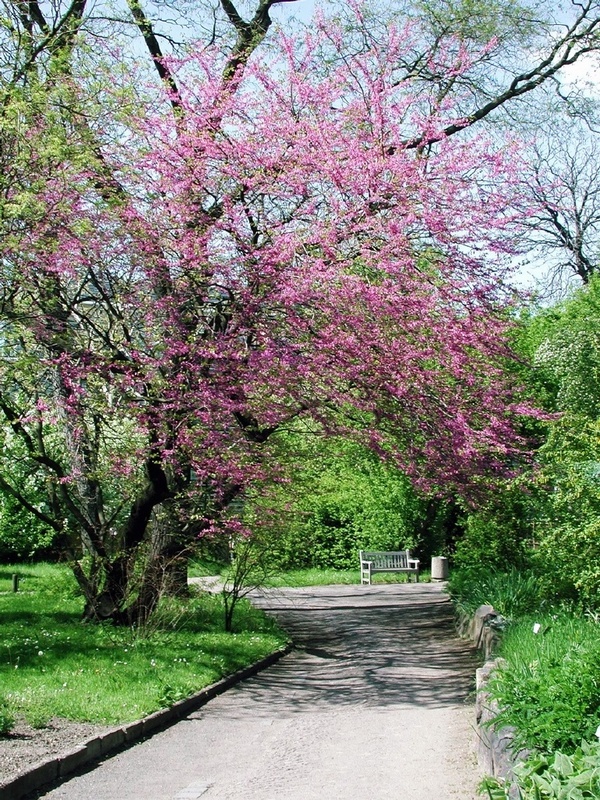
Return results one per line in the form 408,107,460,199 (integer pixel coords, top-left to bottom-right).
359,550,420,585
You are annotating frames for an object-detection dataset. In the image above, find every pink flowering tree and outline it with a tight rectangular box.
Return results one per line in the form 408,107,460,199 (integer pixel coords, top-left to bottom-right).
0,6,536,623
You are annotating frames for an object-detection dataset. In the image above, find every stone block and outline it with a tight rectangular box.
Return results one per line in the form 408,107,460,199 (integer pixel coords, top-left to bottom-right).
123,719,144,742
0,759,59,800
492,726,518,777
472,604,497,647
475,723,494,776
59,744,89,777
84,735,103,761
141,707,174,736
99,727,126,755
481,627,500,660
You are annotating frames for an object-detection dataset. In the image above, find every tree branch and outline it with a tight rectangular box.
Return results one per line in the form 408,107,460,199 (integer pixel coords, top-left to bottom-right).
221,0,300,83
398,5,600,150
125,0,182,112
0,471,60,530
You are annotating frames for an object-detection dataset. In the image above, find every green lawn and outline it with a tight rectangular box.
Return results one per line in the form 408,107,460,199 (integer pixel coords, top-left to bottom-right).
0,563,287,729
187,562,362,586
263,568,430,587
188,560,431,587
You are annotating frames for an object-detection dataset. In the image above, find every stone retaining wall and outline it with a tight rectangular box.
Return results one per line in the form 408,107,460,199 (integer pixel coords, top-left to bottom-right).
457,604,527,787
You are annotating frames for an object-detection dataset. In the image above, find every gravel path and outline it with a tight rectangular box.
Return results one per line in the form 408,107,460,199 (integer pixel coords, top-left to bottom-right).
32,582,480,800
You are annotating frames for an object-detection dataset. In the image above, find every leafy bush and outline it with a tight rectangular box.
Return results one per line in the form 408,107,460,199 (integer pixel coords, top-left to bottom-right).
532,416,600,608
0,494,58,562
481,740,600,799
521,280,600,608
453,480,536,572
489,614,600,754
447,567,542,619
249,435,426,571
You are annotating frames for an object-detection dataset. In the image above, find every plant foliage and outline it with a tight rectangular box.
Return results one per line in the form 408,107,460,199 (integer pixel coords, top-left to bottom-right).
482,740,600,799
489,614,600,754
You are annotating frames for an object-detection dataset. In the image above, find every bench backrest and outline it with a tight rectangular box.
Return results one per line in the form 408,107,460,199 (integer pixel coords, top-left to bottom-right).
360,550,412,569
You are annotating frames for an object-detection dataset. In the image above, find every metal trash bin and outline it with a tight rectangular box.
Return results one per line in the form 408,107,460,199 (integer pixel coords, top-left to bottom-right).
431,556,449,581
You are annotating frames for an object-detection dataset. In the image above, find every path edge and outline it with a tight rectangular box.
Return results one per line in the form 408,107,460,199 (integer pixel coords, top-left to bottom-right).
0,642,292,800
456,605,527,786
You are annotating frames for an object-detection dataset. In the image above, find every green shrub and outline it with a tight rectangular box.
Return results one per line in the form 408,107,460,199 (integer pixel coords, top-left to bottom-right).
532,421,600,605
489,614,600,754
447,567,541,619
533,416,600,608
0,495,58,562
535,516,600,608
453,480,535,572
481,740,600,799
249,436,425,571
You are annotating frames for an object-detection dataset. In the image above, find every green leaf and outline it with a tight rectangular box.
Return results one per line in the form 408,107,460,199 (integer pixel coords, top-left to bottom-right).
553,752,574,778
568,769,596,787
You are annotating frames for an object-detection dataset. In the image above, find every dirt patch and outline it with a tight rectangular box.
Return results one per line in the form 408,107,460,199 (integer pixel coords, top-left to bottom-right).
0,718,111,782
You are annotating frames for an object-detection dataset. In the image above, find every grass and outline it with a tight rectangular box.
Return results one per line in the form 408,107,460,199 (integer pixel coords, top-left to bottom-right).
0,563,287,729
187,556,229,579
189,559,431,587
264,568,360,587
263,568,430,587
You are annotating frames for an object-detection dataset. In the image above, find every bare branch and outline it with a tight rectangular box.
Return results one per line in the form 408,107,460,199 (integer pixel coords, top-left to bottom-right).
221,0,300,83
398,3,600,150
125,0,182,112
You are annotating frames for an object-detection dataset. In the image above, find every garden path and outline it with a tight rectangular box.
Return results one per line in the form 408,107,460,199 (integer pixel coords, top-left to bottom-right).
34,582,480,800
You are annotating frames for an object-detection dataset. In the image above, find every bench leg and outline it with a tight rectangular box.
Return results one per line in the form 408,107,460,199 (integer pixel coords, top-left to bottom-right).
360,566,372,585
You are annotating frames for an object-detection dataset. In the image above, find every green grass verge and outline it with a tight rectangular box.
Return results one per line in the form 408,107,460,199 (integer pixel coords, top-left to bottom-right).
446,566,541,619
263,568,430,587
189,561,431,588
0,563,287,729
264,568,360,586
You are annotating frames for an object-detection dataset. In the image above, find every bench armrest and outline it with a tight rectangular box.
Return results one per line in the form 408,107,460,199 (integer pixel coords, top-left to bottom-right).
408,559,420,568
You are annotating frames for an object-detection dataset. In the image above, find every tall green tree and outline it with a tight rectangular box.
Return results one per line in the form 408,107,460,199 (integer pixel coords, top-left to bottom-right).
526,280,600,603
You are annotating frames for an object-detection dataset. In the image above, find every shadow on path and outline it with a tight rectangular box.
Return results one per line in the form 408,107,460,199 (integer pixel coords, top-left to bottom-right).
193,582,477,718
31,581,480,800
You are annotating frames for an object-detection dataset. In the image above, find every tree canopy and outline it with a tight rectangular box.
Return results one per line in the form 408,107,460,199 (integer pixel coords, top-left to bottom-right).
2,0,600,621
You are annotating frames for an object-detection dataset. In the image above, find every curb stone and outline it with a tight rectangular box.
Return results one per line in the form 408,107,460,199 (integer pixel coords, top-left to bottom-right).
0,643,292,800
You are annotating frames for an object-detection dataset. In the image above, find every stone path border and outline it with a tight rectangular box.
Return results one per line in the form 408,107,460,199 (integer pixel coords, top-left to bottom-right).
0,644,291,800
457,604,527,785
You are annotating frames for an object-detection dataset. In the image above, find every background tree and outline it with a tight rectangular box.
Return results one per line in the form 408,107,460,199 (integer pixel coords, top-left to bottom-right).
242,432,425,571
525,280,600,604
517,116,600,293
455,277,600,604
